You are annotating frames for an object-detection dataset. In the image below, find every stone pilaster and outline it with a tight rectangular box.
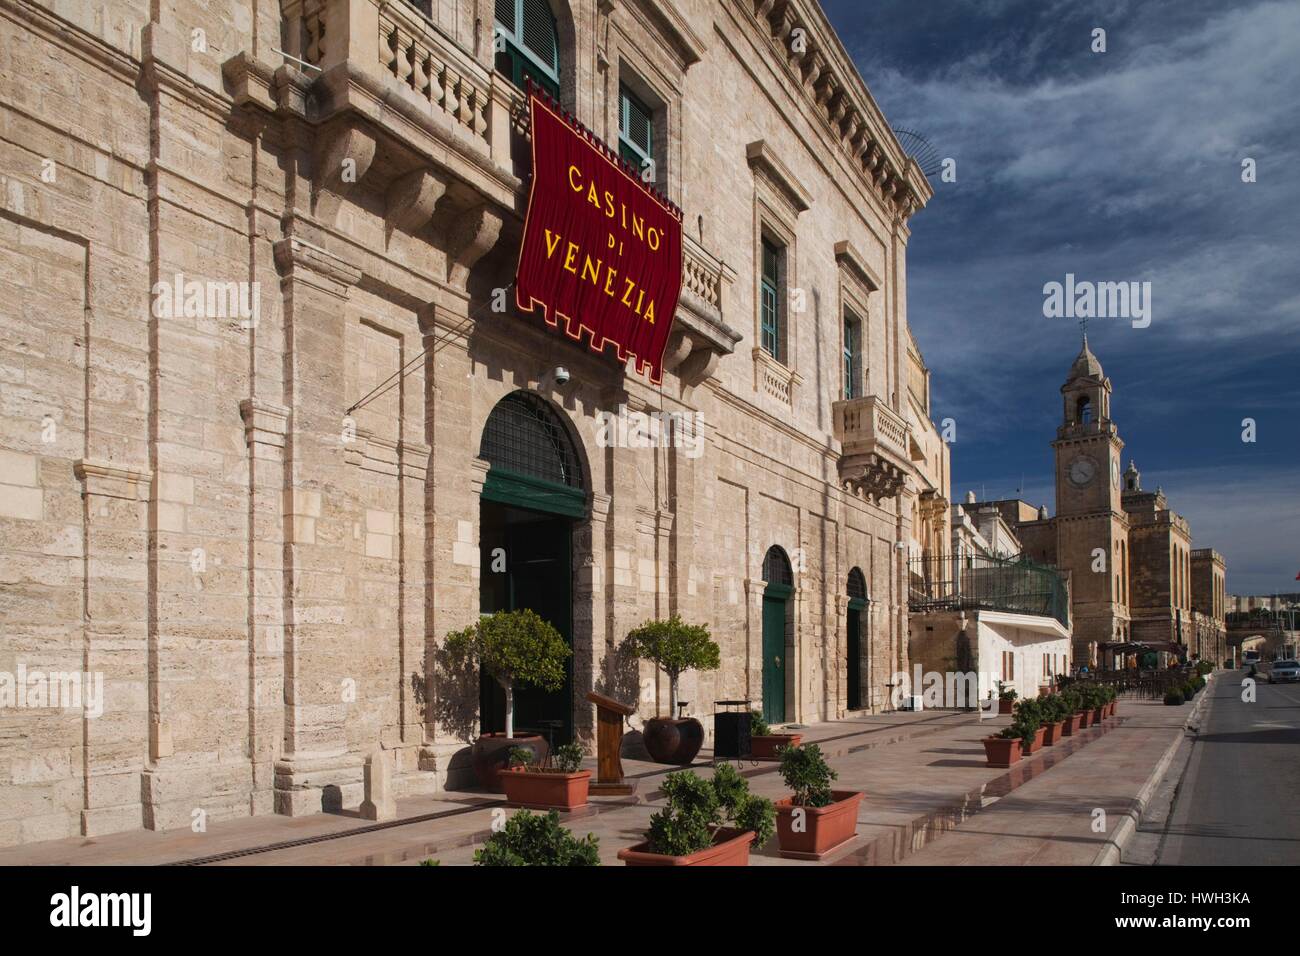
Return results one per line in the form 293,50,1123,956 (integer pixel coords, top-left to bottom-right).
75,461,152,838
271,236,364,815
239,399,289,815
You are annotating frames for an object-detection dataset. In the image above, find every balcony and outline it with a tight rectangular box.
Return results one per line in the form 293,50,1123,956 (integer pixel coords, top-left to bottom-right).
832,396,910,501
909,554,1071,629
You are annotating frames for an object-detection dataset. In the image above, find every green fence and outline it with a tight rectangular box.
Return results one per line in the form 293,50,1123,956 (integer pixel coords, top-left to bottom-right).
908,553,1070,629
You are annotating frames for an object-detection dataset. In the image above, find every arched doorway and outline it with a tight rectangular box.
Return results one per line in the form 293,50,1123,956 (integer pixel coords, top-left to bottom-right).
847,568,868,711
761,546,793,724
478,390,586,745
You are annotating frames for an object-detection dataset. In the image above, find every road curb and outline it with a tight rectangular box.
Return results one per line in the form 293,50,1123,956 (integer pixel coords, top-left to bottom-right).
1094,672,1215,866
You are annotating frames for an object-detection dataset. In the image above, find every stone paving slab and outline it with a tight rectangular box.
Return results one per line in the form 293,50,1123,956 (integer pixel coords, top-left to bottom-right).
0,709,960,866
898,695,1199,866
1,698,1188,867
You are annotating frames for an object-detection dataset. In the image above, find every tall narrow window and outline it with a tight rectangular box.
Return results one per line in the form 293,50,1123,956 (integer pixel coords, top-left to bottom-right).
843,310,862,399
760,237,783,362
618,84,654,181
494,0,560,97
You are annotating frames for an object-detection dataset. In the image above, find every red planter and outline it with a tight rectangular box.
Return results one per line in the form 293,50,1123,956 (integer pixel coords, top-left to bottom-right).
1110,701,1119,717
1021,725,1047,755
470,734,549,792
750,734,802,760
1092,706,1105,723
1061,713,1081,736
1075,710,1092,729
774,790,864,860
983,736,1022,768
501,768,592,811
1041,720,1065,745
618,827,754,866
998,699,1016,715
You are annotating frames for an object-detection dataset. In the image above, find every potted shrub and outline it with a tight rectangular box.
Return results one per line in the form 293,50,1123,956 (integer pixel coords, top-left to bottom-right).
1013,697,1046,754
501,742,592,811
1039,694,1068,745
1164,689,1185,706
618,763,775,866
748,709,803,760
1086,685,1105,723
997,683,1018,716
473,809,600,866
1059,688,1083,736
626,616,720,764
773,743,863,859
983,721,1027,767
444,609,571,791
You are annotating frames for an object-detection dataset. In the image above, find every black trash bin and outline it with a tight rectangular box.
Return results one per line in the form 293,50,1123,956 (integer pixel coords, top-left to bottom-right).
713,699,752,760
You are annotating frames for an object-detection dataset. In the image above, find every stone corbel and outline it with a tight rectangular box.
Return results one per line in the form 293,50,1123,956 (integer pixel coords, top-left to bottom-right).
313,121,377,227
74,459,152,501
385,168,449,249
444,202,504,290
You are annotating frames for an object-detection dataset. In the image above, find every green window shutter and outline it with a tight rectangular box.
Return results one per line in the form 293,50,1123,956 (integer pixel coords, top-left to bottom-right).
760,238,781,361
494,0,560,95
495,0,515,33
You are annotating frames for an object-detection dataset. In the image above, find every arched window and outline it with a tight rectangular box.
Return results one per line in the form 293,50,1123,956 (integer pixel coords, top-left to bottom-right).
480,391,582,490
762,546,793,587
1076,395,1092,424
847,567,867,602
494,0,560,96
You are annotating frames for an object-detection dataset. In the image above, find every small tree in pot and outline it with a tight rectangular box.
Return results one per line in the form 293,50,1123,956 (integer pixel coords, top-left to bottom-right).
501,742,592,811
772,743,862,859
618,763,775,866
625,616,720,764
473,810,599,866
445,609,571,790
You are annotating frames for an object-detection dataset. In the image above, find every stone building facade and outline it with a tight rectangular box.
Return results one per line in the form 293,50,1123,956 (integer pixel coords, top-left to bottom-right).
969,340,1227,668
0,0,934,845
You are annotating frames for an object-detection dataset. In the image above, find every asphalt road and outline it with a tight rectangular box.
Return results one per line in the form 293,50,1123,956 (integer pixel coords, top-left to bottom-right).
1146,670,1300,865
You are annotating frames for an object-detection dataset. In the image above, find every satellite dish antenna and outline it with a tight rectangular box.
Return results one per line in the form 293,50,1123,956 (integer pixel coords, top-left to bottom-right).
893,128,942,178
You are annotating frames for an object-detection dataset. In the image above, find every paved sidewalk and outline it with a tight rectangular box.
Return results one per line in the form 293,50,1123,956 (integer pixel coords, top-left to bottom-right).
899,691,1205,866
0,697,1188,866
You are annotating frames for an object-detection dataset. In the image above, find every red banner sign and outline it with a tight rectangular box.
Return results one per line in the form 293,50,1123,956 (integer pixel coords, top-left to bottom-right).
515,92,683,384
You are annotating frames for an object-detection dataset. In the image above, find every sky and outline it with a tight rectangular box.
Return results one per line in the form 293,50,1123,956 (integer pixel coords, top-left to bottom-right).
821,0,1300,597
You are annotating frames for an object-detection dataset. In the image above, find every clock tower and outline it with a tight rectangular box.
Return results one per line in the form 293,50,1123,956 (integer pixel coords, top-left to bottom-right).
1051,337,1130,663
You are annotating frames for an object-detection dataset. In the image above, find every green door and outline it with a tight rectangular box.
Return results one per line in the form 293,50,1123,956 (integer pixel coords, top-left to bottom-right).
847,604,862,711
762,587,790,724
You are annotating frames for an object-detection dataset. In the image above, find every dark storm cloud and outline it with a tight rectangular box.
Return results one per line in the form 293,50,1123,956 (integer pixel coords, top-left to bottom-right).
822,0,1300,593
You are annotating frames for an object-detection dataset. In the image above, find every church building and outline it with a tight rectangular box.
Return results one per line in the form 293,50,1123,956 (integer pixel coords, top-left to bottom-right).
969,339,1227,668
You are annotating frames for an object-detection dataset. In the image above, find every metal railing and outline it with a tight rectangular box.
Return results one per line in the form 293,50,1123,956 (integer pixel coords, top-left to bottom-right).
908,553,1070,628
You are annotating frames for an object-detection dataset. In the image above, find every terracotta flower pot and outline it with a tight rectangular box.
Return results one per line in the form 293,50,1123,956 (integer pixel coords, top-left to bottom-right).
1061,713,1080,736
642,716,704,765
1042,720,1064,745
750,733,802,760
1092,706,1104,723
470,734,549,792
1075,709,1091,729
1021,725,1047,755
983,736,1022,768
998,699,1015,715
774,790,863,860
618,827,754,866
1110,701,1119,717
501,768,592,811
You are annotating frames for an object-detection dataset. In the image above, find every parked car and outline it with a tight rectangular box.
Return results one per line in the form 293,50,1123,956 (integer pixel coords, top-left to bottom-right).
1268,660,1300,683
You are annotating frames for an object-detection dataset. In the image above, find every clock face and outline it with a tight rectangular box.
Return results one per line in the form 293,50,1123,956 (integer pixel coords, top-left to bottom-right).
1068,455,1097,487
1111,457,1120,488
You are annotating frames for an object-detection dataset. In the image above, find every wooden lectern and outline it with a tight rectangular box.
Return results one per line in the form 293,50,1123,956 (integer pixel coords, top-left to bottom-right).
585,691,637,795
